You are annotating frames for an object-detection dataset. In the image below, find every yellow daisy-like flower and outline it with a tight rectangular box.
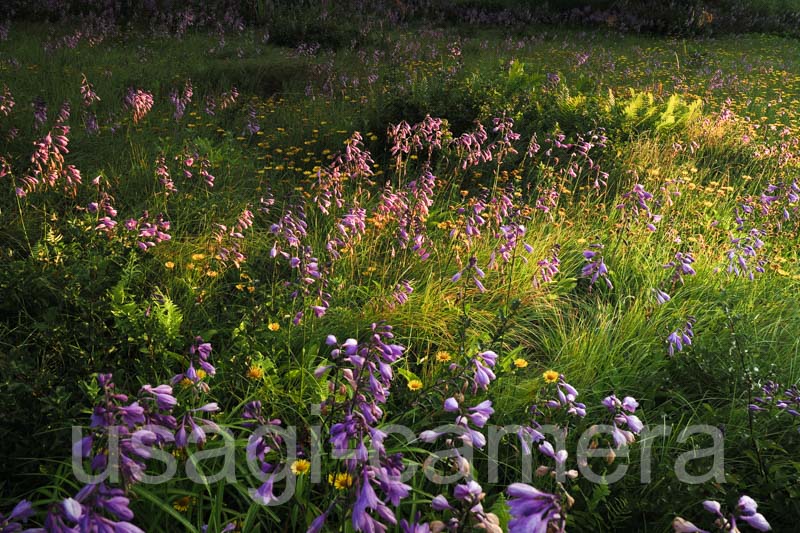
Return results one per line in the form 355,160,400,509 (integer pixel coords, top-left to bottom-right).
164,261,175,269
191,253,206,261
196,369,207,380
407,379,423,392
247,365,264,380
435,351,451,363
179,377,193,389
514,358,528,369
328,472,353,490
291,459,311,476
206,270,218,278
543,370,559,383
268,322,280,331
173,496,191,512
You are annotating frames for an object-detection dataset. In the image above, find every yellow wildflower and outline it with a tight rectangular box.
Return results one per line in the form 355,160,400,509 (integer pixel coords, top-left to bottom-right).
291,459,311,475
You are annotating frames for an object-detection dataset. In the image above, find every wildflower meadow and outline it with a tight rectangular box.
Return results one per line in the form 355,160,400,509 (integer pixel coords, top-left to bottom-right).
1,1,799,531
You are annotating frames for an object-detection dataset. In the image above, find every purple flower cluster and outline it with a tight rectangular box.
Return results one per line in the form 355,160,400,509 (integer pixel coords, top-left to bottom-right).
312,326,411,532
581,244,612,290
601,395,644,448
666,317,695,357
387,115,446,171
750,381,799,431
533,245,561,288
124,211,172,251
725,228,766,280
171,337,216,393
170,79,193,122
420,397,494,449
663,251,696,285
0,84,14,117
617,183,661,231
214,206,255,268
452,256,487,293
154,155,176,194
0,500,35,532
32,96,47,129
674,494,771,532
451,121,491,170
46,483,144,533
507,483,565,533
19,122,81,197
124,88,154,124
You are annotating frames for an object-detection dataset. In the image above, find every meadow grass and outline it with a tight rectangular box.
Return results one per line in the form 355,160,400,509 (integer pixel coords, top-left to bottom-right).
1,14,799,532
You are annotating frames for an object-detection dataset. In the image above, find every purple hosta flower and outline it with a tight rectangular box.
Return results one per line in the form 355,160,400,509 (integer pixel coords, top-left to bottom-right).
0,499,36,531
83,374,177,485
45,483,143,533
425,399,496,449
760,180,800,223
675,494,771,532
214,207,254,268
601,395,644,448
394,168,436,261
663,251,696,285
172,337,215,393
652,288,671,305
456,194,490,244
387,115,446,170
80,74,100,107
23,123,76,195
389,279,413,308
85,110,99,134
0,84,14,117
666,317,695,357
322,325,405,461
171,80,193,122
124,88,154,124
196,155,215,188
507,483,565,533
544,376,586,418
750,381,800,431
534,186,559,219
351,467,409,532
617,183,661,231
725,228,766,280
470,350,498,393
452,256,487,293
33,96,47,129
175,403,220,449
527,132,541,157
315,132,375,214
327,205,367,260
489,219,532,269
450,121,491,170
533,245,561,288
55,101,70,125
546,72,561,86
581,244,612,290
244,103,260,135
125,212,172,251
204,94,217,115
319,327,412,531
489,115,520,161
400,515,432,533
154,156,176,194
243,404,284,467
219,86,239,111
